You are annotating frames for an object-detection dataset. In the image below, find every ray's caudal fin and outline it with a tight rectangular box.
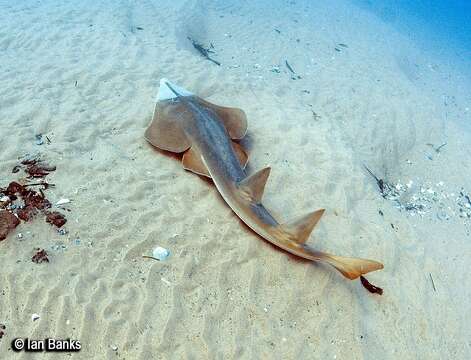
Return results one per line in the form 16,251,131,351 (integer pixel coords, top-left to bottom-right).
145,79,384,294
277,209,383,292
324,254,384,294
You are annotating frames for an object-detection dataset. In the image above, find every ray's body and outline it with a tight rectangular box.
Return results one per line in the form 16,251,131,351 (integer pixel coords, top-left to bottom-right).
145,79,383,281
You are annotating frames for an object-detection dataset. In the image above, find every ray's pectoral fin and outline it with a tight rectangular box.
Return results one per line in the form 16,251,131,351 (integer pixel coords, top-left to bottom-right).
182,142,249,178
231,142,249,169
144,100,191,153
198,98,248,140
182,147,210,177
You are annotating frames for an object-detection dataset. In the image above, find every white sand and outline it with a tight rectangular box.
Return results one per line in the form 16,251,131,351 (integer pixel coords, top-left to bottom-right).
1,0,470,358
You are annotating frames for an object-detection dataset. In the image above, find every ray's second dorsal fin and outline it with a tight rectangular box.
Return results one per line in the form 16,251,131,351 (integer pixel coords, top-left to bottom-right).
278,209,325,244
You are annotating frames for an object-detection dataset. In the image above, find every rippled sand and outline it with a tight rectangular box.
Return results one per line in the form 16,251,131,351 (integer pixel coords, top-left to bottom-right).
0,0,470,358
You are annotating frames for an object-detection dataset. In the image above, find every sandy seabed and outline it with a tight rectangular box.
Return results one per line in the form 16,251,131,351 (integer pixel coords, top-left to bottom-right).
1,0,470,359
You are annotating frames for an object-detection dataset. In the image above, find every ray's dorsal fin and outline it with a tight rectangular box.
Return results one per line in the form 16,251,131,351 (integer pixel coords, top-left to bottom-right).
238,167,271,203
182,142,248,178
279,209,325,244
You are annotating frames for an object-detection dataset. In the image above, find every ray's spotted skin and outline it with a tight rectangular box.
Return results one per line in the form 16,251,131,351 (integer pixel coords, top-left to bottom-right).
145,79,383,283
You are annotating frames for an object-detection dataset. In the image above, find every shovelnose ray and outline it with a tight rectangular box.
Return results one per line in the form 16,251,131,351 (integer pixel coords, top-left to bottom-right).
145,79,383,286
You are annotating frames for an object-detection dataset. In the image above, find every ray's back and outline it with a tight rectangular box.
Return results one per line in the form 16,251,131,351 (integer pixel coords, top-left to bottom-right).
183,98,246,183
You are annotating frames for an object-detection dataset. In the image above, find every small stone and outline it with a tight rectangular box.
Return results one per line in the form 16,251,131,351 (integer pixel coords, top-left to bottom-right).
152,246,170,261
32,313,40,322
111,345,118,351
35,134,44,145
56,198,71,206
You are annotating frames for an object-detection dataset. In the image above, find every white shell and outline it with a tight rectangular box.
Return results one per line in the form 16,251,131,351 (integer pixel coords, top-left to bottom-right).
56,198,71,205
152,246,170,261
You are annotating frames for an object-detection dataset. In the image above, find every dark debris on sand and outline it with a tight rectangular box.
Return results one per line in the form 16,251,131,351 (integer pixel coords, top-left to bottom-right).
187,37,221,66
0,210,20,241
285,60,302,80
45,211,67,228
360,276,383,295
21,158,56,178
32,248,49,263
0,156,67,242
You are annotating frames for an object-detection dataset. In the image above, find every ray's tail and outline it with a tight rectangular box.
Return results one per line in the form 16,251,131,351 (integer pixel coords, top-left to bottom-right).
273,207,384,280
320,253,384,280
